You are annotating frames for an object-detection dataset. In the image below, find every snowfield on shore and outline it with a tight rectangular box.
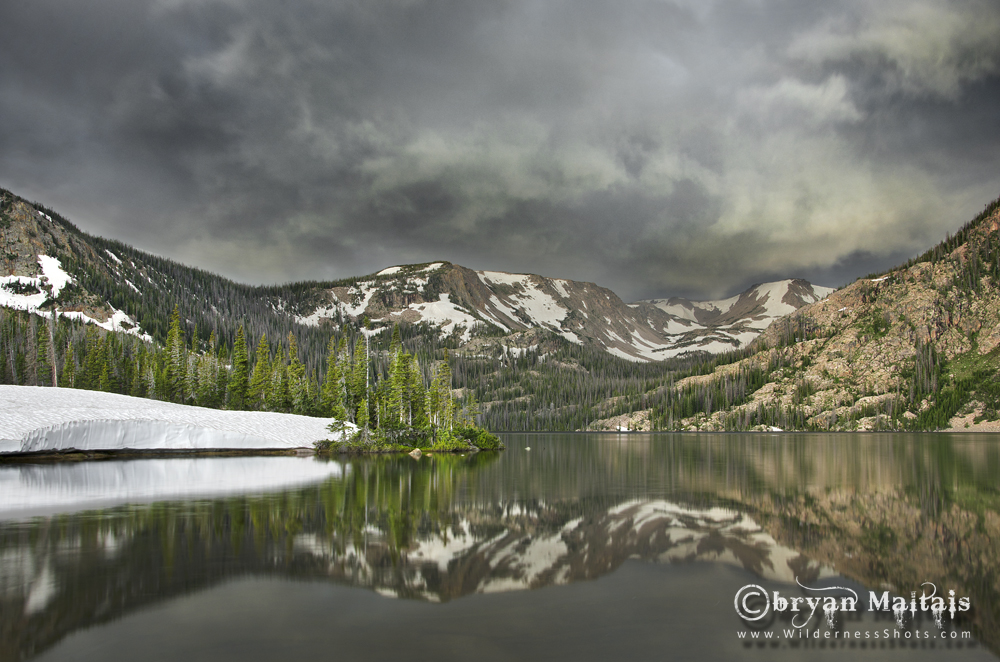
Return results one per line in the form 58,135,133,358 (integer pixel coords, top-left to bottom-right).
0,385,349,454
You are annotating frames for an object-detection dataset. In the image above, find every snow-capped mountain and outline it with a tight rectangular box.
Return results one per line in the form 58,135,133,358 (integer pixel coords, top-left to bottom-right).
0,202,151,340
296,262,835,361
636,279,836,358
0,187,833,362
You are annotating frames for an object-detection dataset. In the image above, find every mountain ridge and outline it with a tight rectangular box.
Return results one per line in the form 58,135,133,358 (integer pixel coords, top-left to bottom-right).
592,195,1000,431
0,186,832,363
292,261,835,361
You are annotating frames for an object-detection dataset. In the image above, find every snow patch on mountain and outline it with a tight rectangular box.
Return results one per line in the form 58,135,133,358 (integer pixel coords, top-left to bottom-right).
412,294,479,341
551,279,571,299
296,302,339,327
343,283,377,317
61,307,152,342
292,263,833,362
0,255,154,341
559,330,581,344
0,274,49,312
38,255,72,297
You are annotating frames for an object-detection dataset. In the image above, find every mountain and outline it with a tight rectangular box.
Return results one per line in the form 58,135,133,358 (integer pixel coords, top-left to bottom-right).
293,262,834,361
637,279,834,357
599,195,1000,431
0,187,339,372
11,184,1000,432
0,186,831,365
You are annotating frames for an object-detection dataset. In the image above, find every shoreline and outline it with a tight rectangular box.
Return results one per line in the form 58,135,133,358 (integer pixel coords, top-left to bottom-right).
0,447,319,463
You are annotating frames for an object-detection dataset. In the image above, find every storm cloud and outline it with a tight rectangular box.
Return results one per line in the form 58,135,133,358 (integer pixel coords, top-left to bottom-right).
2,0,999,299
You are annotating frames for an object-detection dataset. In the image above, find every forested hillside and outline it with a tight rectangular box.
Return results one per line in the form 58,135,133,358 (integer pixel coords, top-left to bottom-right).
0,185,746,430
7,185,1000,432
600,196,1000,431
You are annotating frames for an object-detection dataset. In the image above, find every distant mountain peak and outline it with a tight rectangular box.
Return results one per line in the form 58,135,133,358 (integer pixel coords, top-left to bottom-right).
297,262,834,361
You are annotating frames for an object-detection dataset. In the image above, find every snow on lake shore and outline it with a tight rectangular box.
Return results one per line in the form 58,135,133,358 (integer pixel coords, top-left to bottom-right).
0,385,350,454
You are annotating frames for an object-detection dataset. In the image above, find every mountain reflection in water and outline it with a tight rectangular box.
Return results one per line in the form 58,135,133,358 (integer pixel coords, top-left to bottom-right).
0,433,998,661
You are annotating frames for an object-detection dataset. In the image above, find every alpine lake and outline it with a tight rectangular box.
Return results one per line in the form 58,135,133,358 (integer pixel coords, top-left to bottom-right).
1,432,999,661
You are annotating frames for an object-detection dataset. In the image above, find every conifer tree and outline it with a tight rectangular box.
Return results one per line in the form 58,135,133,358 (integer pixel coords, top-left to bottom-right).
387,345,405,427
405,354,426,427
81,329,104,390
429,351,454,430
47,311,58,387
437,350,454,430
248,333,271,410
267,344,286,411
228,325,250,409
98,361,111,392
129,353,144,398
165,306,186,403
321,336,348,419
288,332,308,415
196,351,219,407
36,325,51,387
356,395,369,430
349,342,368,423
26,317,38,386
61,340,75,388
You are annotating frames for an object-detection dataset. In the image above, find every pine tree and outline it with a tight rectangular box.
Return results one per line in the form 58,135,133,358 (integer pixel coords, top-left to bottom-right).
387,345,405,428
349,341,368,423
248,333,271,410
288,332,308,415
165,305,186,403
356,396,369,430
405,354,426,427
228,325,250,409
268,344,292,412
81,329,104,390
429,350,454,430
61,340,75,388
458,391,480,427
26,317,38,386
321,336,347,419
438,350,454,430
36,325,51,387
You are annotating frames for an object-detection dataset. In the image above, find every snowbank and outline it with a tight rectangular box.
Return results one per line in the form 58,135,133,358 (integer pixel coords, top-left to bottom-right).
0,456,346,519
0,385,349,454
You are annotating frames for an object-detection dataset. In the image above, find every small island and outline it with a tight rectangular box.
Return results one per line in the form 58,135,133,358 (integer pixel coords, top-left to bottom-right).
314,325,504,455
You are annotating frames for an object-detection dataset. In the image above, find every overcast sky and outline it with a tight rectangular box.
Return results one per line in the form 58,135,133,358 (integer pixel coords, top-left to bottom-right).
2,0,999,300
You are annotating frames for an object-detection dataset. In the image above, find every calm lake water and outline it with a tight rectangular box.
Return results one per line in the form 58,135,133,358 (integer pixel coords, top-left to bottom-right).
1,432,998,661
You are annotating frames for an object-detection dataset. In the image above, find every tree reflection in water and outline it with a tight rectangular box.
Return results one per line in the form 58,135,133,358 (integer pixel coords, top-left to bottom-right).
0,433,998,660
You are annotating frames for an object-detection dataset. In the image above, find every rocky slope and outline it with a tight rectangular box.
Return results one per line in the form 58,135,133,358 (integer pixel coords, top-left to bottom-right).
0,188,338,370
295,262,833,362
599,196,1000,431
0,194,150,339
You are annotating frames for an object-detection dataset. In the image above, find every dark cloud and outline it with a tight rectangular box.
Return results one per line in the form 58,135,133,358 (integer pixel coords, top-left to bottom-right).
1,0,999,300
